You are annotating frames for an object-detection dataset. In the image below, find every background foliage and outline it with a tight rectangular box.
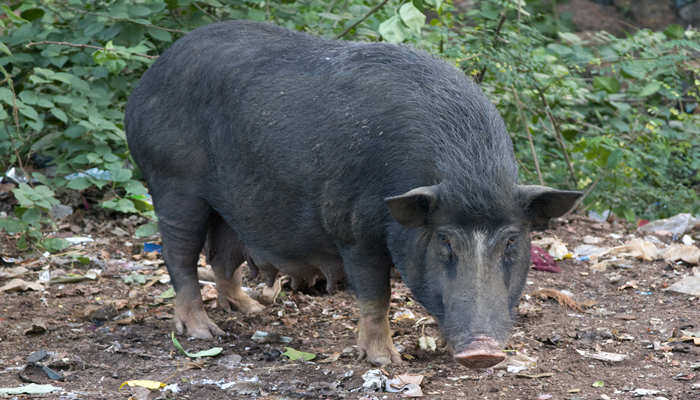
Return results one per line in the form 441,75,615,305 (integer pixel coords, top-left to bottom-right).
1,0,698,250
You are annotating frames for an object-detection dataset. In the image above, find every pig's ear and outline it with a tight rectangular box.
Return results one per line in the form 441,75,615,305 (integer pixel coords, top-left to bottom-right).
519,185,581,230
385,185,440,228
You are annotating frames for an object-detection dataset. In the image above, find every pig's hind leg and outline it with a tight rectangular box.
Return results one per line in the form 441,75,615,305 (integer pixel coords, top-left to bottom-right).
205,213,264,314
155,192,224,339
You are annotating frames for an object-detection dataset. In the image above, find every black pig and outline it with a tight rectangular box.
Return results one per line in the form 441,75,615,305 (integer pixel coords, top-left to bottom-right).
125,21,580,368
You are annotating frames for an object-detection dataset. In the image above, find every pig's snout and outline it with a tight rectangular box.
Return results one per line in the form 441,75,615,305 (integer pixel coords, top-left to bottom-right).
454,336,506,368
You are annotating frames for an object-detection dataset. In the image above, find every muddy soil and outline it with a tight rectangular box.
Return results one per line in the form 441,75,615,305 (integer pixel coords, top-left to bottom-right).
1,214,698,399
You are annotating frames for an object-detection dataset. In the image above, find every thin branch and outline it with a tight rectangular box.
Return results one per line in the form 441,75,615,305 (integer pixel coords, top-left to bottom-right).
1,66,24,171
61,5,185,34
562,172,604,218
475,12,507,83
26,41,158,59
536,87,577,186
336,0,390,39
193,2,219,22
512,87,544,185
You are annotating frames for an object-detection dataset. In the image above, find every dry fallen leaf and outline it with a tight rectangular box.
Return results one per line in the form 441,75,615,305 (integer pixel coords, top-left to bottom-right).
261,275,289,304
662,244,700,265
607,238,659,261
0,267,29,279
532,288,582,312
0,278,44,293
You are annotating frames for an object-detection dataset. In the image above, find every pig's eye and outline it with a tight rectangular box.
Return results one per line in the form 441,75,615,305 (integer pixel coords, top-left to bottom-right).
505,236,517,250
437,232,453,256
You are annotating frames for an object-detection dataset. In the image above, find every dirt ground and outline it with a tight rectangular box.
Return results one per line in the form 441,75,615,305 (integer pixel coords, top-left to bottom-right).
1,211,699,399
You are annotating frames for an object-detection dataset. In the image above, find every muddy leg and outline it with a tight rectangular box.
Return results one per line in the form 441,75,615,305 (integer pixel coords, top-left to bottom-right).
206,213,264,314
156,194,223,339
341,247,402,366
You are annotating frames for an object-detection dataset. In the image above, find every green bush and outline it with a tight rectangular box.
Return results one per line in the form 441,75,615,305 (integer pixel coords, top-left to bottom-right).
1,0,697,250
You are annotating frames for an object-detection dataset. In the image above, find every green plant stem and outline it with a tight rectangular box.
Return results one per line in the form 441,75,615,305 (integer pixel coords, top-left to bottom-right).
335,0,390,39
533,84,577,186
193,2,218,22
26,41,158,59
1,66,24,171
476,12,507,84
512,87,544,185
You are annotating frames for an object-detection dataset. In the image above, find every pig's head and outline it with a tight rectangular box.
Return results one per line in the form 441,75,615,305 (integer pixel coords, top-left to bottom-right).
385,183,580,368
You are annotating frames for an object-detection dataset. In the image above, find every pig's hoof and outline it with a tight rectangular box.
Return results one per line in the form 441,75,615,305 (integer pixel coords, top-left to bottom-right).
360,346,403,366
175,314,225,339
219,292,265,314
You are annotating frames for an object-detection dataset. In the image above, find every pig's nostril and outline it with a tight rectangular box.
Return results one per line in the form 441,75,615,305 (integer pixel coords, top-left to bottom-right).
454,337,506,369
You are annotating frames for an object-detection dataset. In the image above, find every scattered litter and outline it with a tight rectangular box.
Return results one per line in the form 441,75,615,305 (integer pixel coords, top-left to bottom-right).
143,242,162,253
673,373,695,381
515,372,553,379
250,330,292,344
583,235,603,244
532,237,572,261
683,234,696,245
574,244,610,260
65,167,112,181
575,349,628,362
631,388,662,397
0,266,28,279
0,383,61,395
162,383,179,393
392,309,417,322
638,213,698,238
418,335,437,352
662,244,700,264
532,288,582,311
588,210,611,223
24,319,48,335
64,236,94,245
385,374,424,397
494,351,537,374
618,280,638,290
668,271,700,296
171,332,222,358
531,246,560,273
119,380,166,390
282,347,315,361
607,238,659,261
592,380,604,387
318,352,341,363
0,278,43,292
362,369,386,391
261,274,289,304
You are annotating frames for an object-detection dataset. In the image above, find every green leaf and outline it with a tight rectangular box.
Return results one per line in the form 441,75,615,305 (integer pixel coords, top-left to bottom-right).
135,222,159,238
171,332,223,358
399,2,425,34
663,24,684,39
66,177,92,190
638,81,661,97
282,347,316,361
123,273,147,285
51,108,68,123
558,32,581,45
20,8,45,21
41,238,70,253
0,217,27,234
0,41,12,56
593,76,620,94
425,0,444,10
378,16,406,43
159,287,175,299
1,5,29,24
592,380,604,388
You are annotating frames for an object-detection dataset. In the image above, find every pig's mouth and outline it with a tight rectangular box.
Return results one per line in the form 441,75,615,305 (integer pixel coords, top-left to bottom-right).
453,336,506,368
